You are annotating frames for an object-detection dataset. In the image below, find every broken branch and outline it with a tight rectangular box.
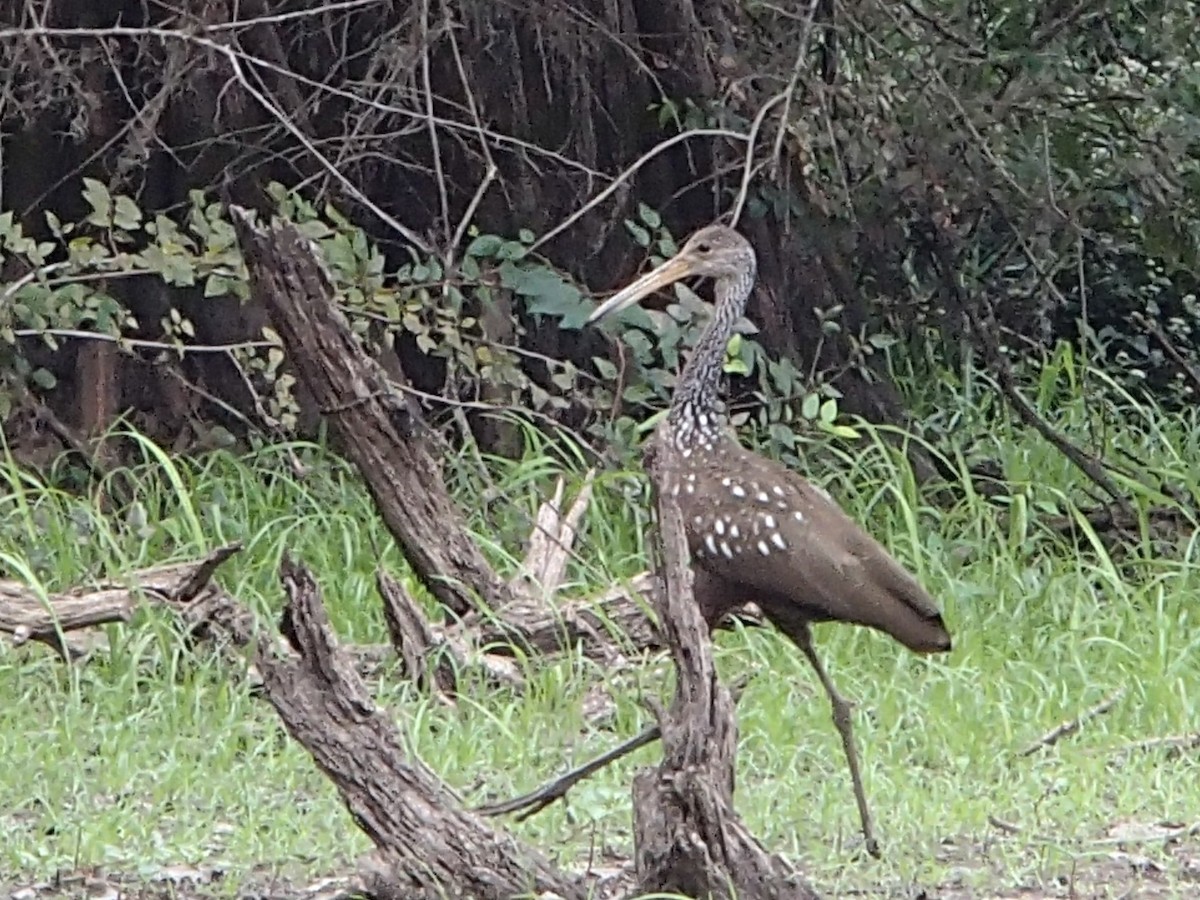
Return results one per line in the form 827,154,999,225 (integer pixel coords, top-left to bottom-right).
255,558,587,900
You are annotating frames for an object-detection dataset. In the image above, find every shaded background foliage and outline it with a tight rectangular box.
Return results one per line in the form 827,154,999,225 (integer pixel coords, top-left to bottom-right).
1,0,1198,470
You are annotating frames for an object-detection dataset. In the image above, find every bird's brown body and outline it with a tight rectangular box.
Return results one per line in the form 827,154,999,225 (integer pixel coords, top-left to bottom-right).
672,428,950,654
588,223,952,857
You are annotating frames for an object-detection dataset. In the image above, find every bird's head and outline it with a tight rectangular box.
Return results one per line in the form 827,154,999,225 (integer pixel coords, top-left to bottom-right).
587,224,756,323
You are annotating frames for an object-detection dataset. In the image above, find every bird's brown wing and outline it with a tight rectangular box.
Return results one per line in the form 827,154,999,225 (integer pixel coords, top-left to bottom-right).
681,440,951,653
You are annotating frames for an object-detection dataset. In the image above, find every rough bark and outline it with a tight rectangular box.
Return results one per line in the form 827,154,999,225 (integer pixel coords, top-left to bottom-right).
230,208,513,620
631,434,820,900
255,558,588,900
0,544,249,660
376,570,524,696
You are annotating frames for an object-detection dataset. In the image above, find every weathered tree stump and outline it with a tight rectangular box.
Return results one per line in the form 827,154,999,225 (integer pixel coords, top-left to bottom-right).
255,558,588,900
631,435,820,900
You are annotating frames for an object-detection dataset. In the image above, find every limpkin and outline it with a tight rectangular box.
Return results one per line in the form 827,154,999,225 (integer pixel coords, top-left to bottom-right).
587,224,952,857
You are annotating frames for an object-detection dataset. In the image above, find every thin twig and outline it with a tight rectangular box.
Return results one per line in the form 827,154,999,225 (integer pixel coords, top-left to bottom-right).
987,814,1023,834
478,674,752,821
203,0,386,33
729,93,787,227
1020,687,1125,757
925,225,1135,515
1104,732,1200,757
1133,312,1200,399
1090,821,1200,848
419,0,450,251
529,127,751,255
444,6,499,267
766,0,821,184
475,724,661,821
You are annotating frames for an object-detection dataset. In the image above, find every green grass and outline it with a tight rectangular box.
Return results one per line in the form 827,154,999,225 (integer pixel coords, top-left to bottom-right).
1,380,1199,898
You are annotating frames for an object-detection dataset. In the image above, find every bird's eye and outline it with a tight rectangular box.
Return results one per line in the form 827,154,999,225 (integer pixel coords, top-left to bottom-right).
696,243,712,254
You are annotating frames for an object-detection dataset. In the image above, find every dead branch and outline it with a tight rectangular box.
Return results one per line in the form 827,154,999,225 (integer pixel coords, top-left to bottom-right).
228,210,704,673
1020,687,1126,757
1107,732,1200,757
1036,502,1195,556
229,209,773,721
479,674,754,823
376,570,523,697
630,433,820,900
512,469,595,603
229,207,512,620
376,570,463,696
477,723,662,821
0,544,247,661
254,558,588,900
1133,311,1200,399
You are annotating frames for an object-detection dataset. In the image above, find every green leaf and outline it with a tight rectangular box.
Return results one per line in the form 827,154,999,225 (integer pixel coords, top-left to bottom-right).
593,356,618,379
296,219,333,240
30,367,57,390
138,245,197,286
497,240,527,261
204,274,234,297
819,398,838,424
635,407,669,434
638,203,661,230
81,178,112,226
824,423,860,440
625,220,651,248
514,267,590,328
801,392,820,420
113,195,143,231
466,234,504,258
44,210,65,238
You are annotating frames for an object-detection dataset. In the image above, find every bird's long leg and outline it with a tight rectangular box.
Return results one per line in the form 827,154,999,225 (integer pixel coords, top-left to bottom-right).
794,622,881,859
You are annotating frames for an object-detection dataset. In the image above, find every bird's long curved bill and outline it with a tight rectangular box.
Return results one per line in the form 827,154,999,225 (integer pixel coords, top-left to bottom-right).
587,255,698,323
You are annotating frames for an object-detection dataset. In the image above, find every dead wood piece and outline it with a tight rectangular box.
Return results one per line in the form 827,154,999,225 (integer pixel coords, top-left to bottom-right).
479,675,754,823
926,226,1134,517
377,570,461,696
255,558,586,900
376,571,523,696
1021,687,1126,757
0,544,246,660
1110,732,1200,757
463,572,665,664
631,435,820,900
478,723,662,821
1039,503,1194,548
230,208,513,621
513,470,596,602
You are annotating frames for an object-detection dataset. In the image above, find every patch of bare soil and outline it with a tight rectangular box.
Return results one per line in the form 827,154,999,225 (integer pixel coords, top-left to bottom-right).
4,865,359,900
926,822,1200,899
7,832,1197,900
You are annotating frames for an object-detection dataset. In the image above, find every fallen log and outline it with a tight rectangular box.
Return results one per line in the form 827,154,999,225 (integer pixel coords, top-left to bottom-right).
0,544,248,661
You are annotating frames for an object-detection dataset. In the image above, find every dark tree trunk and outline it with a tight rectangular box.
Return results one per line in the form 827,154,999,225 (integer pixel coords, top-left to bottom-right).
1,0,922,459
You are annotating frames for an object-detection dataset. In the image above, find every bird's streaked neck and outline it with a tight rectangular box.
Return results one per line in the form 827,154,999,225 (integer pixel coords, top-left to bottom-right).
667,264,755,450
